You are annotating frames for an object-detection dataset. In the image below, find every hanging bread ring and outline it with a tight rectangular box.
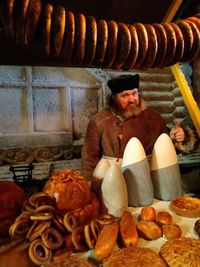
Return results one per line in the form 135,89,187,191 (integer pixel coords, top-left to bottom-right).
63,212,77,232
90,219,102,241
30,212,53,221
84,224,95,249
34,205,56,214
28,238,52,266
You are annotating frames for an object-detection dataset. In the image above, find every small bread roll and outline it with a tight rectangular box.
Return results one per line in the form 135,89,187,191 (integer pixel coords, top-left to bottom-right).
137,220,162,240
156,211,173,226
162,223,182,240
140,206,156,222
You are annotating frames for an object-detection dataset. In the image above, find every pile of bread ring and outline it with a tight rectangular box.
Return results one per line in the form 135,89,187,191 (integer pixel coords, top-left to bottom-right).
0,0,200,69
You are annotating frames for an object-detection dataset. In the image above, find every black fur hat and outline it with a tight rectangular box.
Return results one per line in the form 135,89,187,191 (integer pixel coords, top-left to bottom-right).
107,74,140,94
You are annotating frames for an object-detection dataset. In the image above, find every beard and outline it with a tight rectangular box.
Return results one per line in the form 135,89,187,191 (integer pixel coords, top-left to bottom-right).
120,104,142,119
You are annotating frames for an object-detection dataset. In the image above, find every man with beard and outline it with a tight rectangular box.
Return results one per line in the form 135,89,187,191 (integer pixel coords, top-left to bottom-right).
81,74,185,184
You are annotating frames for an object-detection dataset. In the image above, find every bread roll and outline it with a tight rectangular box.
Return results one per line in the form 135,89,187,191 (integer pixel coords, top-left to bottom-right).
156,211,173,226
140,206,156,221
137,220,162,240
162,223,182,240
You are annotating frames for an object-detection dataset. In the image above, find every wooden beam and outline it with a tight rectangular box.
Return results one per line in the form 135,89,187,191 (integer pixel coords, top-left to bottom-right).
162,0,183,22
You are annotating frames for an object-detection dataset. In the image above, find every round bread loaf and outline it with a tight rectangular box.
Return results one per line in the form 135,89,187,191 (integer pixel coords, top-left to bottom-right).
52,5,66,56
170,196,200,218
133,23,148,68
0,180,26,237
156,211,173,226
140,24,158,69
72,13,86,64
112,22,131,69
39,3,53,56
25,0,42,45
0,0,15,37
103,20,118,68
162,223,182,240
137,220,162,240
61,10,75,63
94,19,108,65
122,24,139,70
160,23,177,67
176,20,193,62
152,23,167,67
15,0,30,44
84,16,97,65
170,23,184,64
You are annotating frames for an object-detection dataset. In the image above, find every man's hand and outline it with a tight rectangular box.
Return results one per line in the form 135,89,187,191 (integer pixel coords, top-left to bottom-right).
170,120,185,142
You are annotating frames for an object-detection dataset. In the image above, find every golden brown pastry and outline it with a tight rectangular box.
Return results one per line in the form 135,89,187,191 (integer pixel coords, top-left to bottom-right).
94,19,108,65
162,223,182,240
102,247,167,267
84,16,97,65
137,220,162,240
156,211,173,226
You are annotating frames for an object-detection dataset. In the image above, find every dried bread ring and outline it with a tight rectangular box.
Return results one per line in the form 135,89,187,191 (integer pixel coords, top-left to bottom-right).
94,19,108,65
170,23,184,64
42,227,63,249
16,211,32,222
30,212,53,221
72,13,86,64
9,219,31,238
133,23,148,68
15,0,30,44
84,224,95,249
122,24,139,70
97,214,115,225
61,10,75,63
0,0,15,37
176,20,193,62
72,226,87,251
63,212,77,232
22,199,35,213
29,192,50,207
112,22,131,69
39,3,53,56
160,23,177,67
140,24,158,69
84,16,97,65
26,220,51,241
29,238,52,266
152,23,167,67
52,215,66,234
187,16,200,31
90,219,101,241
103,20,118,68
25,0,42,45
52,5,66,56
34,205,55,214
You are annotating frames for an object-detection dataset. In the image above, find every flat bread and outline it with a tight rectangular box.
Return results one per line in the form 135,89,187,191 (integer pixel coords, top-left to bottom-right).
159,237,200,267
170,196,200,218
39,3,53,56
103,20,118,68
52,5,66,56
94,19,108,65
152,23,167,67
133,23,148,68
122,24,139,70
25,0,42,45
102,247,167,267
112,22,131,69
84,16,97,65
140,24,158,69
61,10,75,63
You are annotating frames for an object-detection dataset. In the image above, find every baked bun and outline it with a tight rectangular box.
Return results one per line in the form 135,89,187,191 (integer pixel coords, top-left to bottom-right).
140,206,156,221
162,223,182,240
156,211,173,226
0,180,26,236
137,220,162,240
170,196,200,218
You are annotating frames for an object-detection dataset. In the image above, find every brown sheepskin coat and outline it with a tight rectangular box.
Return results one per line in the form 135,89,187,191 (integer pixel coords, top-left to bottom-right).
81,102,168,180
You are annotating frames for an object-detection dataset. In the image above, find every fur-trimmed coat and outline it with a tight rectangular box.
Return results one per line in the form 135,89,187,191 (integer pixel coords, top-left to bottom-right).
81,101,168,180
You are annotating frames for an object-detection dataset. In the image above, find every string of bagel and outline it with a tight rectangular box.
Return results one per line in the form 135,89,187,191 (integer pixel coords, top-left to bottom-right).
0,0,200,69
